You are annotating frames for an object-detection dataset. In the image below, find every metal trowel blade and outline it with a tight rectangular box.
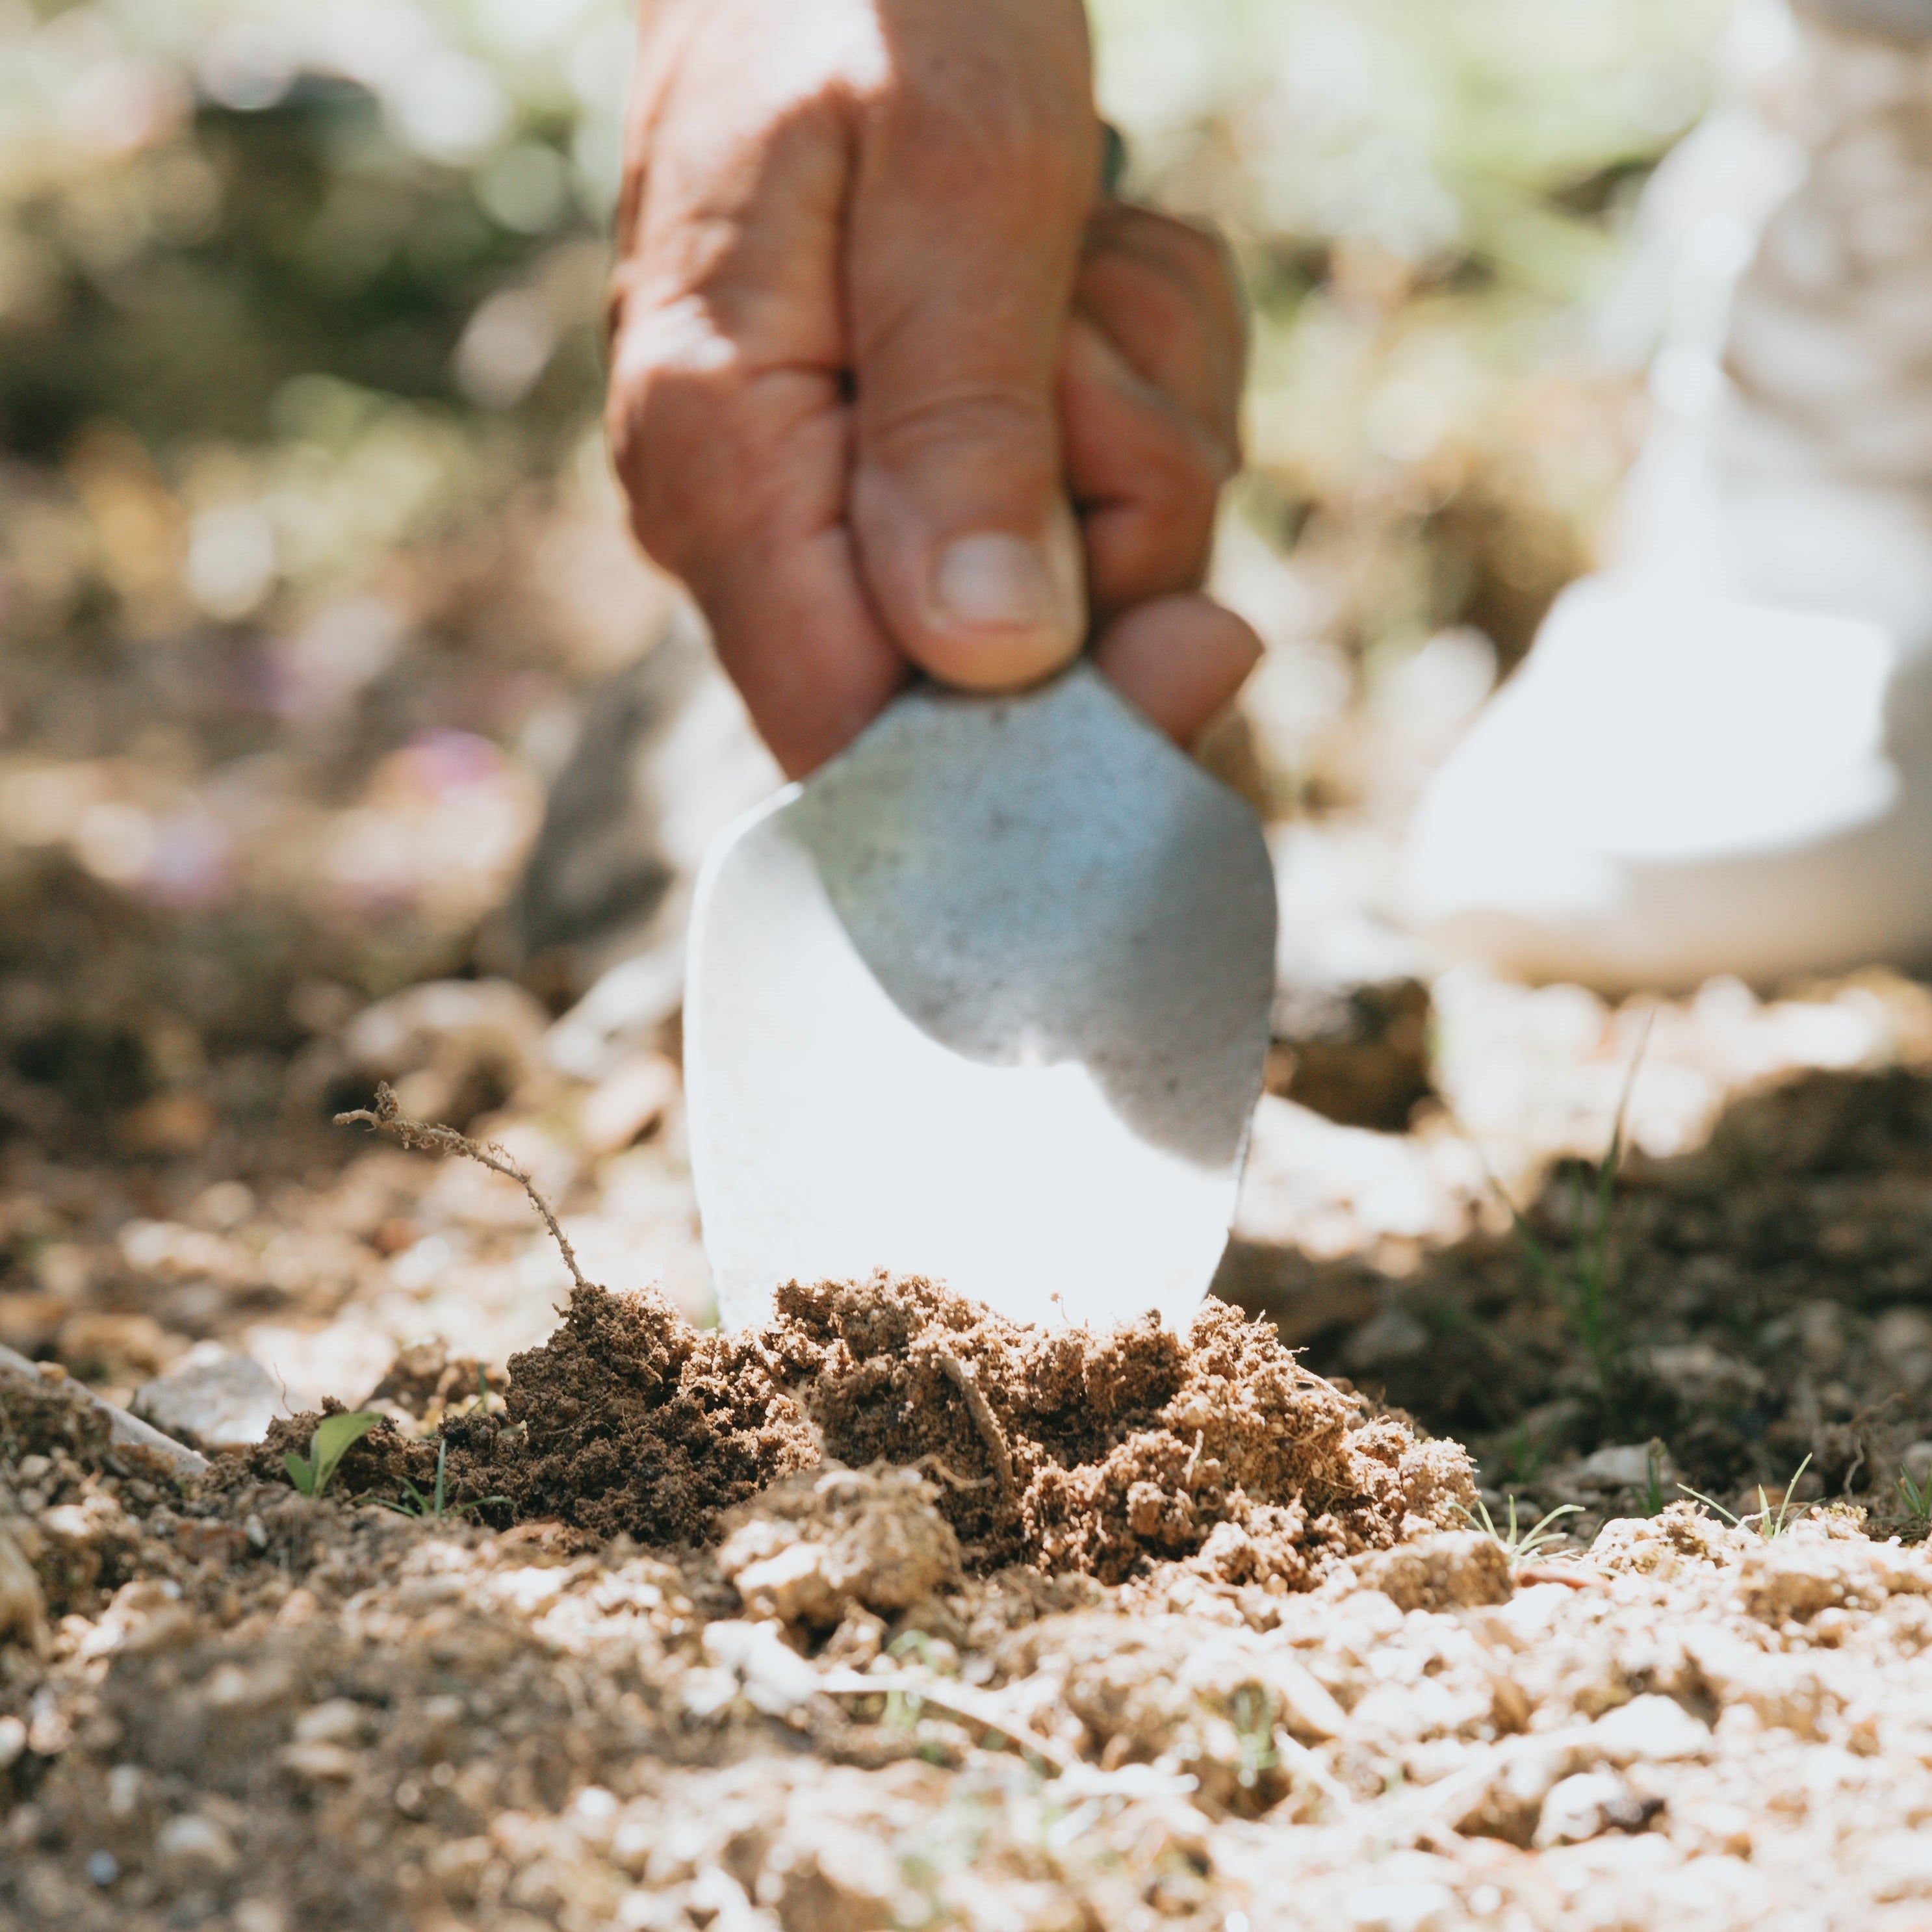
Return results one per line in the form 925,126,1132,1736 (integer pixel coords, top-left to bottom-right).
685,662,1277,1332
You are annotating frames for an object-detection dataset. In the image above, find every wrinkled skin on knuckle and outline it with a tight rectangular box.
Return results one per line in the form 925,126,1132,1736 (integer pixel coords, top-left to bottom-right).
607,322,747,571
610,326,846,595
1083,466,1220,609
862,0,1096,200
609,6,869,575
858,381,1061,494
1079,224,1246,459
1131,434,1224,582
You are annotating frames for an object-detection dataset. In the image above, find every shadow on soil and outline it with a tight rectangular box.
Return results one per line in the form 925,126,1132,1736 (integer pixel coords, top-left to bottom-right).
1217,1063,1932,1522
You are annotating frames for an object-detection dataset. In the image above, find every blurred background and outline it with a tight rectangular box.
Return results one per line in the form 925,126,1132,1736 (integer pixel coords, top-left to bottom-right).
12,0,1929,1459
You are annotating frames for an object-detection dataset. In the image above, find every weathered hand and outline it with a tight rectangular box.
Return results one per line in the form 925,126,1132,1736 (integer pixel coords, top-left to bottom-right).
608,0,1258,775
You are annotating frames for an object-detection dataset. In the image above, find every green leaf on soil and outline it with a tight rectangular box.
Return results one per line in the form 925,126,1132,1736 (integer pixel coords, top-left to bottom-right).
285,1410,381,1499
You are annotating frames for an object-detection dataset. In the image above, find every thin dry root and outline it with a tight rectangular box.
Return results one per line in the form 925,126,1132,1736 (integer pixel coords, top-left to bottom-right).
933,1351,1016,1499
335,1083,599,1295
912,1454,995,1493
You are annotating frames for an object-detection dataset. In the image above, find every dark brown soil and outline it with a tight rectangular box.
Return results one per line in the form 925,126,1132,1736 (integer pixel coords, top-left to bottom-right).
240,1274,1475,1586
1284,1064,1932,1530
0,1367,114,1471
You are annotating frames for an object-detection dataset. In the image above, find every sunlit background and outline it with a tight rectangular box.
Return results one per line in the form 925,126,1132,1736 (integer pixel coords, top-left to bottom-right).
0,0,1727,975
25,0,1924,1418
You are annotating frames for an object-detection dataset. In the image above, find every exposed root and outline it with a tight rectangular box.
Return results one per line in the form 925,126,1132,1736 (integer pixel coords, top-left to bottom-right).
336,1082,598,1294
933,1349,1015,1499
913,1454,995,1493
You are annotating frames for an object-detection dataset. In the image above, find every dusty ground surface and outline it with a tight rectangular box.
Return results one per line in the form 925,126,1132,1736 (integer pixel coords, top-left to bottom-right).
16,717,1932,1932
10,9,1891,1926
12,1290,1932,1932
8,957,1932,1931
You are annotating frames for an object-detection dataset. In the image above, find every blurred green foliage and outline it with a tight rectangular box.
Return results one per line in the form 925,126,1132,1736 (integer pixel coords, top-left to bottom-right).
0,0,1726,632
1096,0,1726,751
0,0,1732,1140
0,0,1731,930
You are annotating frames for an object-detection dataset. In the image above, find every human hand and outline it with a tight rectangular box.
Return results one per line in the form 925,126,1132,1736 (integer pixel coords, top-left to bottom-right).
607,0,1259,777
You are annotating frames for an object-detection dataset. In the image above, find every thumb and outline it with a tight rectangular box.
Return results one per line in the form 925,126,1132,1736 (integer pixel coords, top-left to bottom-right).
844,25,1098,689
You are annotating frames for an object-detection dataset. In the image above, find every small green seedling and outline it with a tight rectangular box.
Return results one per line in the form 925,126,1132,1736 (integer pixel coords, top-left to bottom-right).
1231,1682,1279,1791
1899,1466,1932,1532
1454,1495,1581,1569
1680,1453,1814,1541
1642,1441,1667,1519
1482,1014,1653,1394
284,1411,381,1499
376,1439,506,1521
888,1629,956,1674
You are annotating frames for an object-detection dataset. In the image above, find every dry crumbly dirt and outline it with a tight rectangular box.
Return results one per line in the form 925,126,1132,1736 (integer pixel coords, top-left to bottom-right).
1282,1061,1932,1545
13,966,1932,1931
14,1340,1932,1932
237,1274,1474,1587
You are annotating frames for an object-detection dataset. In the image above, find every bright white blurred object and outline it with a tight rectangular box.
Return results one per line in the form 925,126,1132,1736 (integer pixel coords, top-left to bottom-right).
1403,0,1932,990
687,665,1276,1332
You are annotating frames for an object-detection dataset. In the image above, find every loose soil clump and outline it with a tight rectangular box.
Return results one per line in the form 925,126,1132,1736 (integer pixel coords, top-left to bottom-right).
246,1274,1477,1588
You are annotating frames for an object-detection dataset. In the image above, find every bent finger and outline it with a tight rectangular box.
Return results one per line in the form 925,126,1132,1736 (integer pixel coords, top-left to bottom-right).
1061,315,1230,613
1091,592,1262,746
1079,201,1246,444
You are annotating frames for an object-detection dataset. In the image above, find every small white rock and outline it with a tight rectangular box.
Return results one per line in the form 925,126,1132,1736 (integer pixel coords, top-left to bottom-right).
1536,1770,1638,1848
1573,1442,1666,1489
675,1668,740,1722
135,1347,290,1452
701,1619,821,1716
292,1699,367,1746
1346,1881,1460,1932
0,1524,47,1655
1591,1694,1711,1765
155,1812,239,1875
277,1740,359,1783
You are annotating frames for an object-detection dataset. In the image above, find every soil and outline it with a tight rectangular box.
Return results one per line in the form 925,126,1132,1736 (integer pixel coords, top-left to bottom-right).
237,1274,1472,1588
14,964,1932,1930
1278,1063,1932,1545
14,1296,1932,1932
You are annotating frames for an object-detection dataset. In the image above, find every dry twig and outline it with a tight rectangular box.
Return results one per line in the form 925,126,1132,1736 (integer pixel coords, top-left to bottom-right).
932,1350,1016,1498
335,1083,599,1294
912,1453,995,1493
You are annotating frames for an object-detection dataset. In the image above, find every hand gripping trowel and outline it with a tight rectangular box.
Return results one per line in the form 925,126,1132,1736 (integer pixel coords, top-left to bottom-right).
684,662,1277,1332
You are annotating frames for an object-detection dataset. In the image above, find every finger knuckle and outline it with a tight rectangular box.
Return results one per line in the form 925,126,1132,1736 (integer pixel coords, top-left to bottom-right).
1146,415,1233,513
1163,214,1240,294
1128,442,1223,586
608,303,753,565
864,380,1058,476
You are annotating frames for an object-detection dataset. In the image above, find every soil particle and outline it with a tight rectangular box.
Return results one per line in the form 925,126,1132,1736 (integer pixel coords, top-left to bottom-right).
0,1365,115,1470
714,1465,962,1629
1350,1530,1514,1612
1735,1517,1932,1624
1590,1501,1742,1575
0,1526,45,1655
994,1611,1352,1814
362,1338,489,1424
498,1279,819,1547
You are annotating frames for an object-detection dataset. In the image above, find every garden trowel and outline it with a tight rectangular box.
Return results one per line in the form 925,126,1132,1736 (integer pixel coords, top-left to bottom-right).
685,662,1278,1332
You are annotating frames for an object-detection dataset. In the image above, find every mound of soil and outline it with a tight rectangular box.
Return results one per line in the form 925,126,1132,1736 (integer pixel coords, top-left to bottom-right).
246,1275,1475,1587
